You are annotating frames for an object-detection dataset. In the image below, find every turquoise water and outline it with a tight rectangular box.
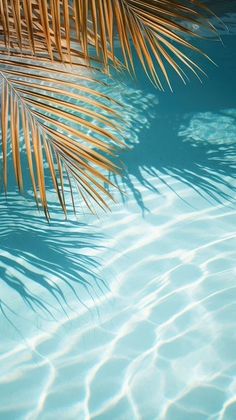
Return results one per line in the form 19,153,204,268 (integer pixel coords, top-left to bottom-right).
1,6,236,420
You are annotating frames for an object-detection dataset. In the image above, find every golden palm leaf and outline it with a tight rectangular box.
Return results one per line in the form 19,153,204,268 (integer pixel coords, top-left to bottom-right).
78,0,216,89
0,1,217,218
0,1,124,218
0,1,215,83
0,57,125,218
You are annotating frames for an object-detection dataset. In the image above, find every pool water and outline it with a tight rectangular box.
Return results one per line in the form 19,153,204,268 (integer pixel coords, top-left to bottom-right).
1,5,236,420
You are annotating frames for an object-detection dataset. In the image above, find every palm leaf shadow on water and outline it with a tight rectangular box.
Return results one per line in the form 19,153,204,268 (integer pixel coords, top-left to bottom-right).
0,83,159,326
1,90,236,324
116,32,236,213
120,108,236,213
1,24,236,325
0,191,107,326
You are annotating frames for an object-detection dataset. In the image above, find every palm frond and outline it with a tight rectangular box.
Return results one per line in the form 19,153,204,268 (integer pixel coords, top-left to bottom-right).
0,58,125,218
0,1,216,85
0,1,218,218
81,0,217,89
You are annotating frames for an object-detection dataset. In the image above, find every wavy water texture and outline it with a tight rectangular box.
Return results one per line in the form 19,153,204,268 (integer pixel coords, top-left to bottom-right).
1,5,236,420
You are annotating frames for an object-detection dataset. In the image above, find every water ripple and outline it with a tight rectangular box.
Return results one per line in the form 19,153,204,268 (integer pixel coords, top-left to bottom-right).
1,164,236,419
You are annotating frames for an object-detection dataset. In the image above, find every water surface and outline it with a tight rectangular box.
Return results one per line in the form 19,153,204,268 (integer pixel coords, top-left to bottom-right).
1,5,236,420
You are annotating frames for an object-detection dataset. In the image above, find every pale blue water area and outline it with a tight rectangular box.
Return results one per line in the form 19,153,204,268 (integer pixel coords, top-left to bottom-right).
1,5,236,420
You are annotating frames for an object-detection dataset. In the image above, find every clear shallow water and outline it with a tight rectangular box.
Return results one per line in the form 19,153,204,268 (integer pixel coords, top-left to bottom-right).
1,7,236,420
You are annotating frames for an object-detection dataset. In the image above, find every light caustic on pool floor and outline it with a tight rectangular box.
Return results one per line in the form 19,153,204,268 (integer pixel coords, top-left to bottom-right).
1,170,236,420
